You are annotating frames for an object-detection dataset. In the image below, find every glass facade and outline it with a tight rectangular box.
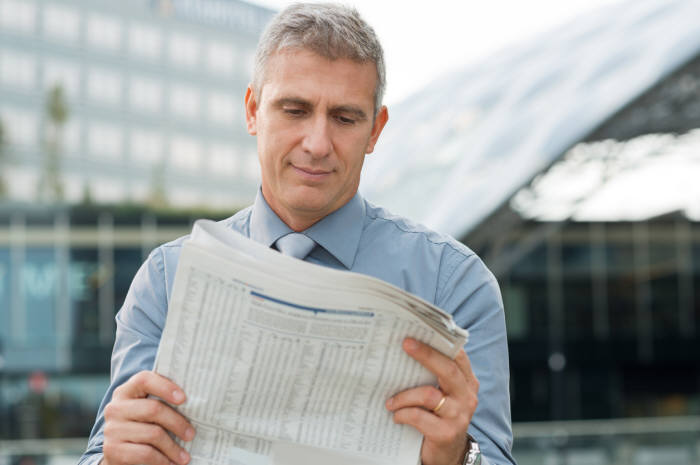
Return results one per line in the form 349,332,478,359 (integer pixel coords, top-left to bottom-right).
465,50,700,423
0,1,273,439
360,0,700,239
0,205,232,438
0,0,274,209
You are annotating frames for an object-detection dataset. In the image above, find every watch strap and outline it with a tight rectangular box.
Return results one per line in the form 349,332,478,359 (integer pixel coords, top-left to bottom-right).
462,433,482,465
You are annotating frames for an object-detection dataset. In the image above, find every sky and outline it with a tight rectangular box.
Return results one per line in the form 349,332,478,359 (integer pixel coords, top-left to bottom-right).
248,0,622,104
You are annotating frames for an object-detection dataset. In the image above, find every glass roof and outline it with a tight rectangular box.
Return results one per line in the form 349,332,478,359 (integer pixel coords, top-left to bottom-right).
360,0,700,237
511,130,700,222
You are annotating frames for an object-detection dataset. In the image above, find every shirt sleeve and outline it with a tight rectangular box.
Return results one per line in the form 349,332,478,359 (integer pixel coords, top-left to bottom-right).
78,247,170,465
436,249,516,465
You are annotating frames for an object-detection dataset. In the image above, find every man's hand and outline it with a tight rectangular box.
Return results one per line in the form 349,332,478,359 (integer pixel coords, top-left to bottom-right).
386,338,479,465
102,371,195,465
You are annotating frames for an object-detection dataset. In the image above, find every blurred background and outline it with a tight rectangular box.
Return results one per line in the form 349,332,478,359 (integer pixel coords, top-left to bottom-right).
0,0,699,464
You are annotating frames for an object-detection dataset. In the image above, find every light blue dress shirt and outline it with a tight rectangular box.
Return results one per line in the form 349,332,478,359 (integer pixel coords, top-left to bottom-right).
80,190,516,465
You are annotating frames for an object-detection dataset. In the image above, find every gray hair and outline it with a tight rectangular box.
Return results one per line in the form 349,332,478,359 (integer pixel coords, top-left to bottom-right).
252,2,386,116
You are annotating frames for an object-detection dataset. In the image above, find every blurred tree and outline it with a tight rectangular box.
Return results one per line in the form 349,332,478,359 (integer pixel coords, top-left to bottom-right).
37,84,69,203
81,181,94,205
0,118,7,198
148,161,168,208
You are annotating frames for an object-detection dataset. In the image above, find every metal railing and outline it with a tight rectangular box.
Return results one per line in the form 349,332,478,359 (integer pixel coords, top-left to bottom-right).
512,416,700,465
1,416,699,465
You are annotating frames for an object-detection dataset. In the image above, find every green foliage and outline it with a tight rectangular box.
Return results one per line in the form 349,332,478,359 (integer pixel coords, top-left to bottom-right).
148,162,168,209
38,84,69,203
46,85,69,127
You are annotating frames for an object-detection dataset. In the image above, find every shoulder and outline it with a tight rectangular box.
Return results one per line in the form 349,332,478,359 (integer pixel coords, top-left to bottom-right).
157,206,251,253
363,202,502,322
362,199,476,262
145,206,252,291
358,199,495,307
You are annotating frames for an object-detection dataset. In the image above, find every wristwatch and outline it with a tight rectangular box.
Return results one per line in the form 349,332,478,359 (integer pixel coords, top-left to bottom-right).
462,434,482,465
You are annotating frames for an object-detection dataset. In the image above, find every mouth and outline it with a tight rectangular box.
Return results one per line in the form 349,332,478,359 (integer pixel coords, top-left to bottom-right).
291,165,333,180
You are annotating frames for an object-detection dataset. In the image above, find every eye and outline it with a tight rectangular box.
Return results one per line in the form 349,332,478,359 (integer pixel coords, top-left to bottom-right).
335,115,356,125
283,107,306,117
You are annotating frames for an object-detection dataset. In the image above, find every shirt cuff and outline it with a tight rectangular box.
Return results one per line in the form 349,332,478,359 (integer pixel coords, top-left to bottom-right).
78,452,104,465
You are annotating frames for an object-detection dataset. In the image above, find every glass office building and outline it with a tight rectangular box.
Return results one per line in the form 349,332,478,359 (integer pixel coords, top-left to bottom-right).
0,0,273,439
471,50,700,423
361,0,700,429
0,0,273,208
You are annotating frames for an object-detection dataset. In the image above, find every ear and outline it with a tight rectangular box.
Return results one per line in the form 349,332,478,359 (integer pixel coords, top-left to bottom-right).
365,105,389,154
245,85,258,136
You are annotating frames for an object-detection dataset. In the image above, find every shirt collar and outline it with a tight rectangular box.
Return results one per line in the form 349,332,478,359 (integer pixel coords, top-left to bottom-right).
249,189,294,248
248,188,365,269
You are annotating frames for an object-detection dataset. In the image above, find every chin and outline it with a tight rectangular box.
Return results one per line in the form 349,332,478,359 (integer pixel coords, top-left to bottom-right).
287,190,335,213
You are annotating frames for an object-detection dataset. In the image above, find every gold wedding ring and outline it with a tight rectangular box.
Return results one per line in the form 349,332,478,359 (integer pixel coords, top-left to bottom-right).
432,395,446,413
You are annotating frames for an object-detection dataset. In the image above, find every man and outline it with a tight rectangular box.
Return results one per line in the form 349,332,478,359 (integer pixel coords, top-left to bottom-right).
80,4,515,465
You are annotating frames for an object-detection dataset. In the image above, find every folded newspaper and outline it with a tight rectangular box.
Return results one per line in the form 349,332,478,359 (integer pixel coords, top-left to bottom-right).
153,219,469,465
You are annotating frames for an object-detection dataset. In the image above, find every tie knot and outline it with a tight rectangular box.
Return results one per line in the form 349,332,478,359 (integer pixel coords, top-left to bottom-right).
274,233,316,260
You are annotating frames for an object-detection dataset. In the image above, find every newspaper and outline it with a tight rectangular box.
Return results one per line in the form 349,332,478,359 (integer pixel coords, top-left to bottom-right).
153,219,469,465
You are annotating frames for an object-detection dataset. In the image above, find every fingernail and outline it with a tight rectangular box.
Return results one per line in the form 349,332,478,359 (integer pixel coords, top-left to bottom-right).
180,451,190,464
386,398,393,409
185,427,195,441
405,339,418,351
173,390,184,403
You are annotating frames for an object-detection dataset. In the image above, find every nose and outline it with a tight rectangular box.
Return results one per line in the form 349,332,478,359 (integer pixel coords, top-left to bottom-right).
301,114,332,158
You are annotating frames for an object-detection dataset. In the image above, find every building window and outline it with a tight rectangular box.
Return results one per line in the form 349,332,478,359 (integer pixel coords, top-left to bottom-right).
170,187,201,207
0,49,37,91
129,76,162,114
130,129,163,165
88,122,123,159
0,166,35,200
207,92,238,125
87,68,122,106
64,120,82,153
43,3,80,43
206,41,236,77
168,33,199,68
92,176,124,202
208,144,238,175
128,22,162,60
0,106,37,146
0,0,37,33
86,13,122,52
170,84,200,120
43,59,80,99
171,136,202,172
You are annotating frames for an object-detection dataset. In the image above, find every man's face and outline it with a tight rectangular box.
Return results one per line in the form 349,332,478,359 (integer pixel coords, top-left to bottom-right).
245,48,388,230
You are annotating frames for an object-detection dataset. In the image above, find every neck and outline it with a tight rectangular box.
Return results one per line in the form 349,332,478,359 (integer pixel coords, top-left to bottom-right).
278,213,322,232
260,191,326,232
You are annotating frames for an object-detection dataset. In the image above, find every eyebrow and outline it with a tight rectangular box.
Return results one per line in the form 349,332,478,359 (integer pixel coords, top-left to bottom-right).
273,97,368,121
273,97,312,110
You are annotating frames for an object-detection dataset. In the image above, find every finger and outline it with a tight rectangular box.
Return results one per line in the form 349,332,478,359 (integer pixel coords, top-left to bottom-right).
394,407,466,446
394,407,445,440
386,385,444,413
119,421,191,465
455,350,479,390
113,371,186,405
403,339,466,395
454,350,473,379
119,398,195,443
104,441,173,465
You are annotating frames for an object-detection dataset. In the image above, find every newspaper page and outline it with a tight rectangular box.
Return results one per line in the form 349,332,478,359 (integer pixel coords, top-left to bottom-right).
153,220,469,465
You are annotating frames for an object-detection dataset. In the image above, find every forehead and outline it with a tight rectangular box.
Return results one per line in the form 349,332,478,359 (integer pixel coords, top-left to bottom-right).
261,49,377,108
